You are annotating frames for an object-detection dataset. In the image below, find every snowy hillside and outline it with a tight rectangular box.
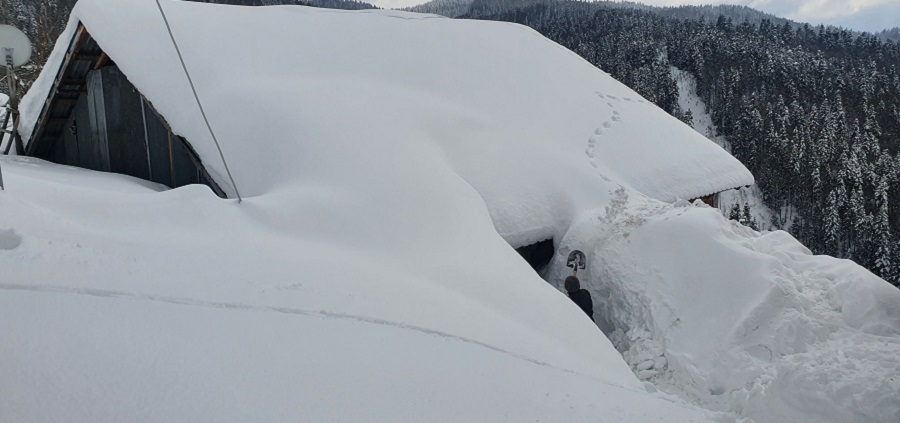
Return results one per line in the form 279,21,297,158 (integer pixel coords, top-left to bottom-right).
4,1,899,422
671,67,774,230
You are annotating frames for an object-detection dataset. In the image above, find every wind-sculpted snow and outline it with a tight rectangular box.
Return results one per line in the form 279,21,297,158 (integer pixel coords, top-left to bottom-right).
547,189,900,423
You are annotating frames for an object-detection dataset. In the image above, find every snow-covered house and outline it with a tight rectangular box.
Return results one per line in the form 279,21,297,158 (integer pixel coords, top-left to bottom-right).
19,0,752,220
6,2,900,422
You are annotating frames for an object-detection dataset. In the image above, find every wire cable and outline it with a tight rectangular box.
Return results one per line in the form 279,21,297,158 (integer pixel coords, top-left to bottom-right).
154,0,242,202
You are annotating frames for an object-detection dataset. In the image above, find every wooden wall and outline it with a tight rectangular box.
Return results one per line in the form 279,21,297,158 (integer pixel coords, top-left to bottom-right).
43,65,224,197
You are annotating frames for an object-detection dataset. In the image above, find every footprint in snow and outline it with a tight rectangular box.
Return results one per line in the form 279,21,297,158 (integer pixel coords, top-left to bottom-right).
607,102,614,107
594,128,604,135
0,228,22,250
586,136,603,159
602,121,612,128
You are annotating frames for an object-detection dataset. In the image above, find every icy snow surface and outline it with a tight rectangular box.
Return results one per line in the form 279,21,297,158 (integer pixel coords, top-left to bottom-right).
4,1,898,422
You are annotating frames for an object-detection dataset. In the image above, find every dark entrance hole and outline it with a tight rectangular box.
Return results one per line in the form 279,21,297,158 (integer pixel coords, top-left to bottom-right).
515,238,554,273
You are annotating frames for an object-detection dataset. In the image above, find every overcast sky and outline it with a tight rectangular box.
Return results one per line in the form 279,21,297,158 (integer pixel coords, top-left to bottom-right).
372,0,899,33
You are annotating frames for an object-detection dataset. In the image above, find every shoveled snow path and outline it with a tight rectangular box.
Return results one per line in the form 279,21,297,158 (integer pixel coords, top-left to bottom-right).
546,188,900,423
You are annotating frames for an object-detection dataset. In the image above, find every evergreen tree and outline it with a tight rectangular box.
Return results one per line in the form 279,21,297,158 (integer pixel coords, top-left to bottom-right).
681,108,694,127
729,202,741,221
823,190,842,256
742,203,759,231
873,178,894,284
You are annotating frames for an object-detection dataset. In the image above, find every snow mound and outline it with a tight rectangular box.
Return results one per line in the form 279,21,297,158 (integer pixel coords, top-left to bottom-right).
548,188,900,423
0,155,720,422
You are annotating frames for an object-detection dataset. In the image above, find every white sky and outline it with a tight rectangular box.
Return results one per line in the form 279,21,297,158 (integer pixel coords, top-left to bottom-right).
371,0,900,33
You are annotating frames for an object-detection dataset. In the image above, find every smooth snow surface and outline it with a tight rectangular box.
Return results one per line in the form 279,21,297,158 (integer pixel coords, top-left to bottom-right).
5,2,897,422
20,0,752,212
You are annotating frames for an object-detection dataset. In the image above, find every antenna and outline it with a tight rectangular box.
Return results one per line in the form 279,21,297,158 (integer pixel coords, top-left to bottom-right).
0,24,33,190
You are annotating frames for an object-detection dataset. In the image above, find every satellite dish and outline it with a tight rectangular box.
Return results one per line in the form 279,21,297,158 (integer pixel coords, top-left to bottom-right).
0,25,32,68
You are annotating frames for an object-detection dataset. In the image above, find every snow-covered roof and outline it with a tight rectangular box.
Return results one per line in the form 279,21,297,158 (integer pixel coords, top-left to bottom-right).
20,0,752,241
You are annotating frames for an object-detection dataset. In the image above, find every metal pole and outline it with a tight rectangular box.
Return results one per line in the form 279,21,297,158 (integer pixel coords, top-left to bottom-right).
5,48,23,155
0,105,10,154
154,0,243,202
0,48,14,190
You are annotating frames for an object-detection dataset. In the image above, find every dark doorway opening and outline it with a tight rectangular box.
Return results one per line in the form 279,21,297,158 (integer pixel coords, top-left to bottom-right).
515,238,554,274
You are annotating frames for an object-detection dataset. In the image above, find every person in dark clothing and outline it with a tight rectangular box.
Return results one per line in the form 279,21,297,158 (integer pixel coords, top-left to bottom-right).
564,276,594,321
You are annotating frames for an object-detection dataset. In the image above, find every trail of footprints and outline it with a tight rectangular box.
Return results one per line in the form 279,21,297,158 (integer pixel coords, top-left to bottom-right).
586,92,646,174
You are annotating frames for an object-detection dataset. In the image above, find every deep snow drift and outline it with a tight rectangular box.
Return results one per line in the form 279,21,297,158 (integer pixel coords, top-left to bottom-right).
547,189,900,423
0,155,713,422
4,2,899,422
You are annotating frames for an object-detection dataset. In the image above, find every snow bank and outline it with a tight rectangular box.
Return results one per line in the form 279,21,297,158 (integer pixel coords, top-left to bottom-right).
548,189,900,423
0,155,717,422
